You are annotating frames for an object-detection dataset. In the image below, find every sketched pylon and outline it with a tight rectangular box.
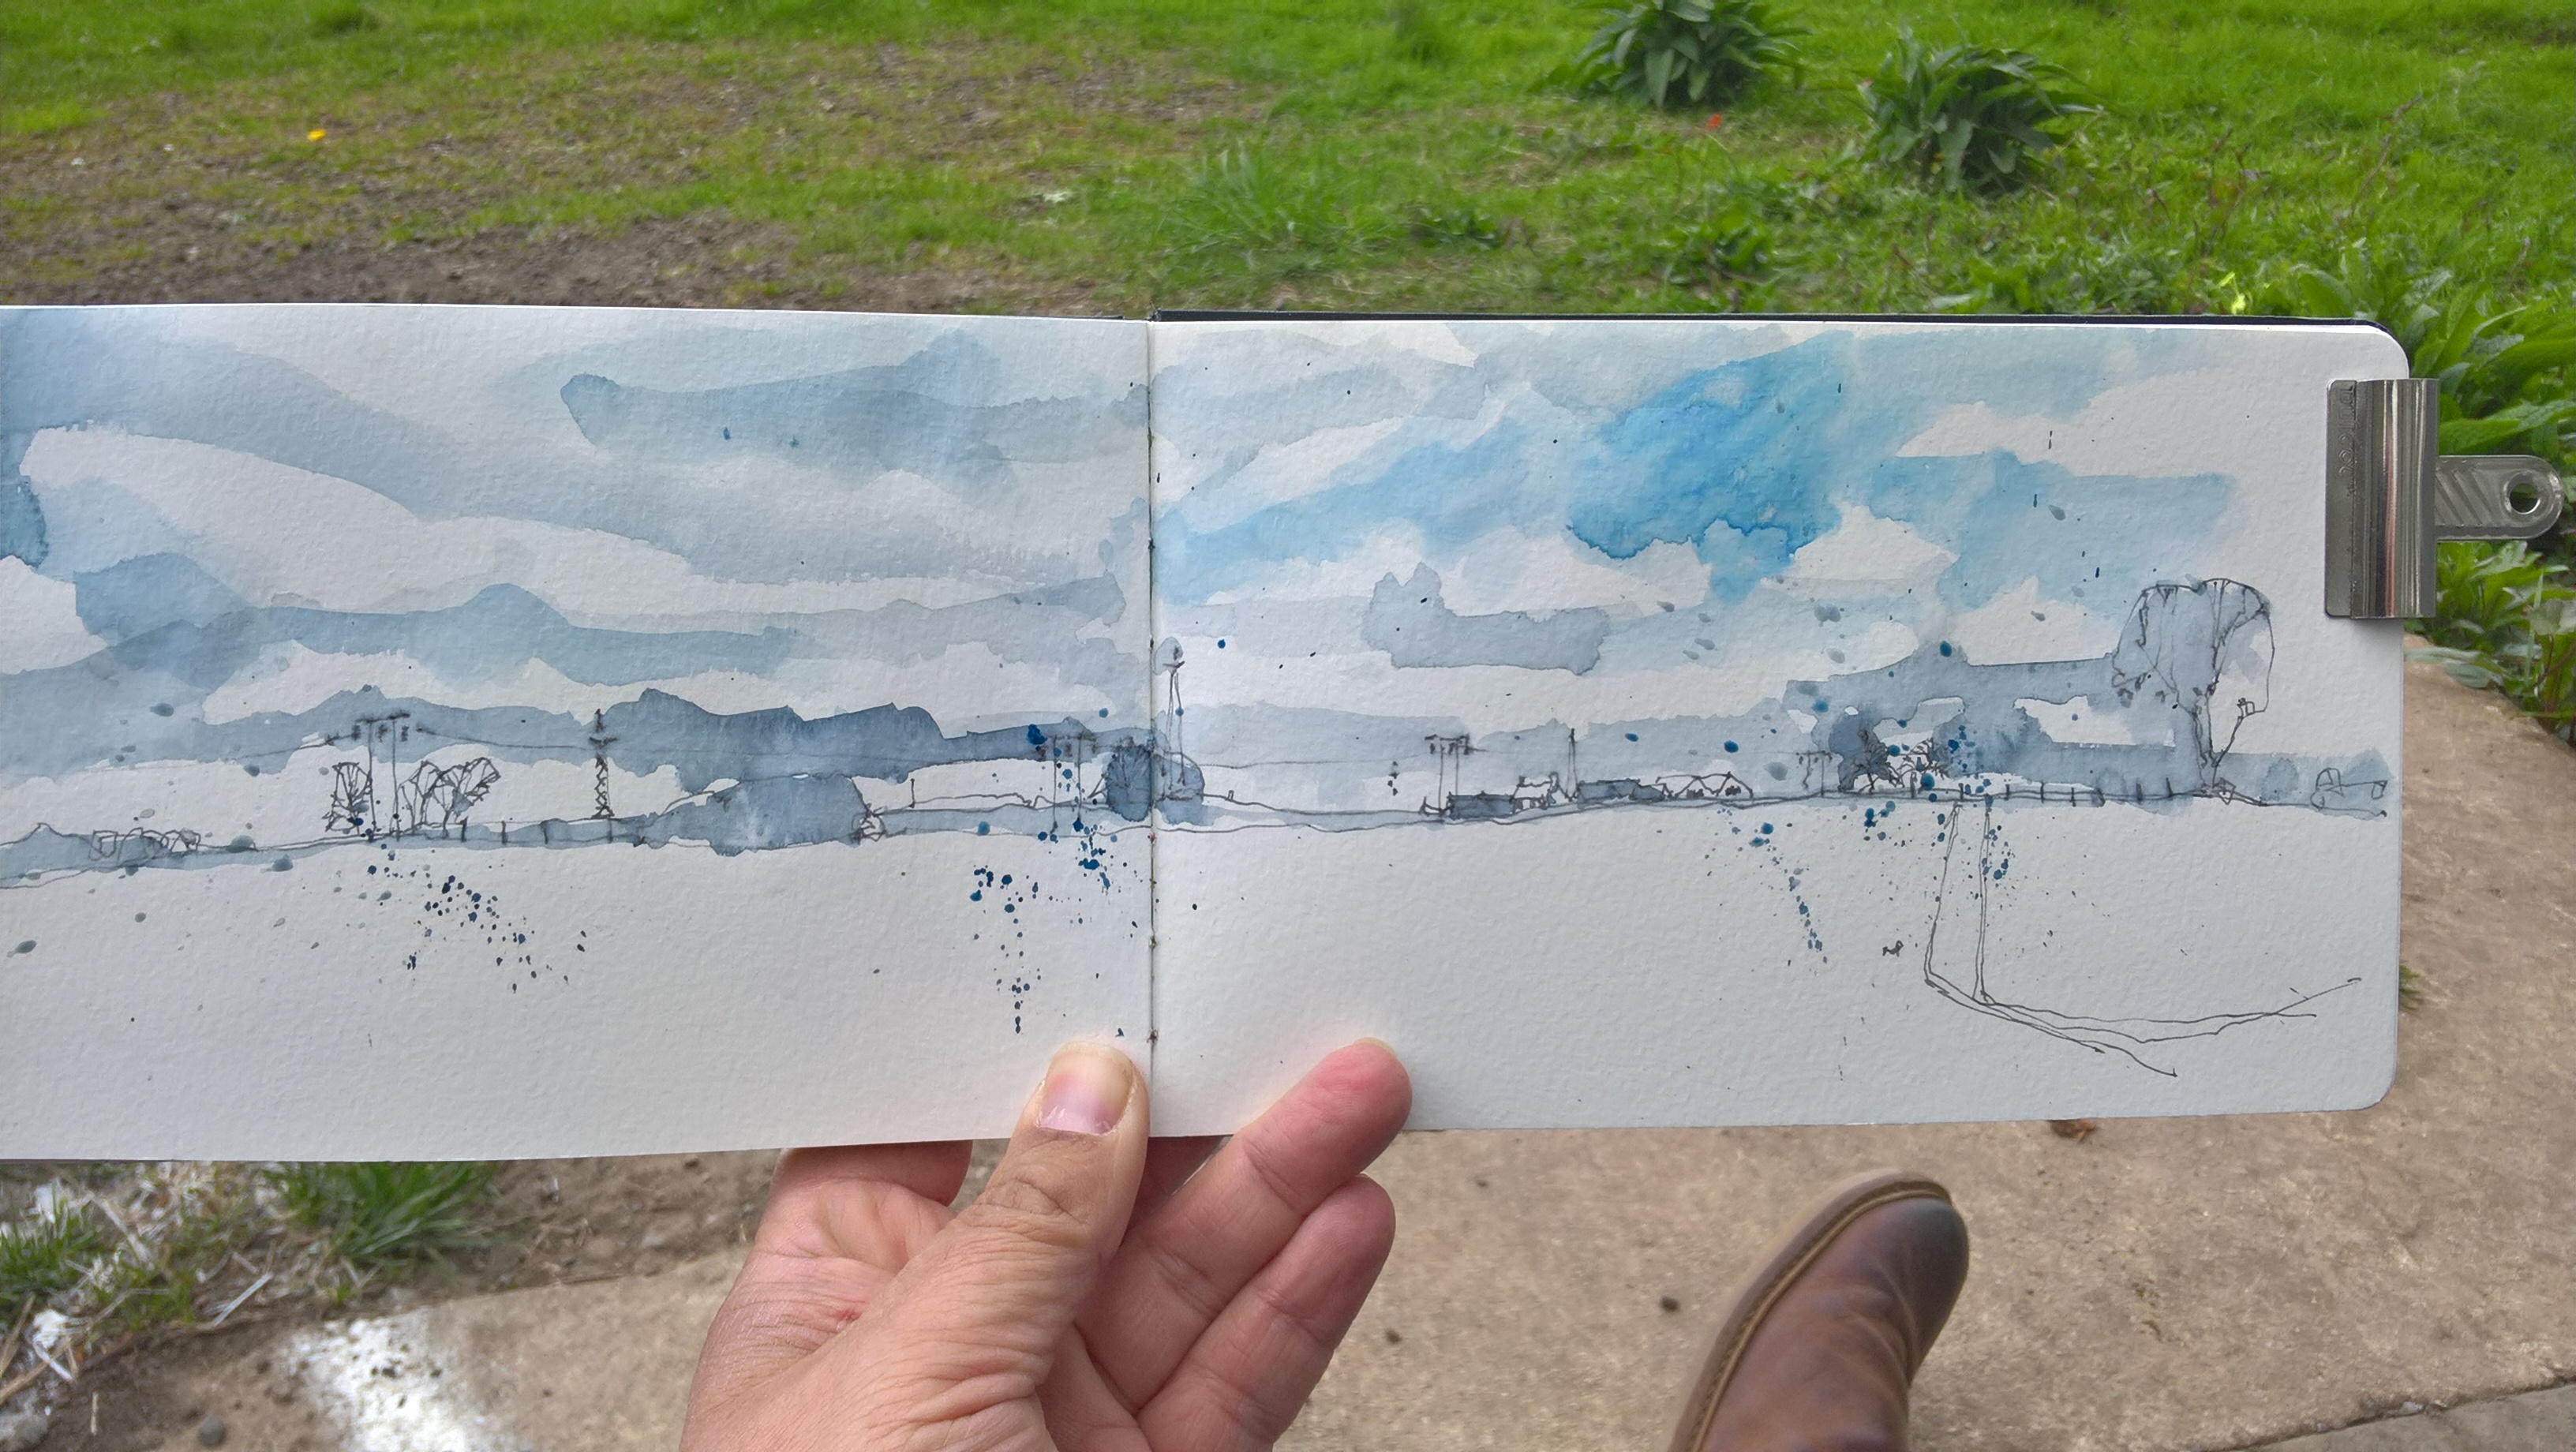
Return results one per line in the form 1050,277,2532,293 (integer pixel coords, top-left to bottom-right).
588,709,618,820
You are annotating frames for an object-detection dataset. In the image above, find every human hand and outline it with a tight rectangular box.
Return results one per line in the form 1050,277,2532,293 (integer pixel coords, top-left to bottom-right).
680,1039,1412,1452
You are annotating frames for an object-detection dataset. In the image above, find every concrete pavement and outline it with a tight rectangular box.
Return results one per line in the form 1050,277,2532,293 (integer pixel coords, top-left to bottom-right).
65,661,2576,1450
2260,1386,2576,1451
1292,656,2575,1449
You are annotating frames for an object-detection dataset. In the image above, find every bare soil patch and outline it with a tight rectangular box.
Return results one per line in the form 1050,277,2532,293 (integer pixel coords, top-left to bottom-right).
0,37,1251,312
10,211,1061,313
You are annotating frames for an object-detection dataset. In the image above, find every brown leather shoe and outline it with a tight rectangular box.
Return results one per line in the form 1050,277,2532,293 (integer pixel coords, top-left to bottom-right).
1667,1169,1969,1452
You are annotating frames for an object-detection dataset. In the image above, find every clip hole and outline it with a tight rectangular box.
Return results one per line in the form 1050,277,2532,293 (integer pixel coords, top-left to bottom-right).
2504,474,2544,517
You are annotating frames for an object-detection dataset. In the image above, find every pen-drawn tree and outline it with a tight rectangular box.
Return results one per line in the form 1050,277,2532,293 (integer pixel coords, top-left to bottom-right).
406,758,502,836
327,762,376,836
2107,579,2272,788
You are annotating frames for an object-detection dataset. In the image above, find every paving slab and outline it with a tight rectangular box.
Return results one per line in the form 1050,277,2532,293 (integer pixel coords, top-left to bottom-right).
43,661,2576,1452
2256,1384,2576,1451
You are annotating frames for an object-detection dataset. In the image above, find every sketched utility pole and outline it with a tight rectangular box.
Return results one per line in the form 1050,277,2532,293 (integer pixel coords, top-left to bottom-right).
588,709,618,820
325,710,413,836
1159,640,1188,767
1424,735,1471,814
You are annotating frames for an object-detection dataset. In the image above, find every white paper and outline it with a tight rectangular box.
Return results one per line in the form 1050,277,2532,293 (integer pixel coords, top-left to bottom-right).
0,305,1153,1157
1144,318,2405,1134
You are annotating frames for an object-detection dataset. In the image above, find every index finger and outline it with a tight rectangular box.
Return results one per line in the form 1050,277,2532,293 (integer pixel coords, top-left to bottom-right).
1074,1039,1410,1410
757,1141,973,1263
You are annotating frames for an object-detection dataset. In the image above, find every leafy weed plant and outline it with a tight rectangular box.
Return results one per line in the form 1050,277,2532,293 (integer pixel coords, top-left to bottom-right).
2264,245,2576,456
266,1162,496,1278
1407,202,1508,248
1859,31,2100,194
1931,234,2188,314
1573,0,1805,110
2264,241,2576,740
2413,544,2576,743
1657,202,1772,286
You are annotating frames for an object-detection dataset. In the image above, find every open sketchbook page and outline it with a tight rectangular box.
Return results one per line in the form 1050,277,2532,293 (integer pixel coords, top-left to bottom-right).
1145,317,2405,1135
0,305,1152,1158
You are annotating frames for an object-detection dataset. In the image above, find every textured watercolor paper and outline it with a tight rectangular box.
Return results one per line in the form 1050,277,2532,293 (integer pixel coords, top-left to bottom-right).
1,307,2406,1154
0,305,1153,1157
1144,318,2406,1134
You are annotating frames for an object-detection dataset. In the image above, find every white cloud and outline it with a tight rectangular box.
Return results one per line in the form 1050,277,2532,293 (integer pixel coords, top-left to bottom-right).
23,428,1040,625
1159,417,1407,519
1777,504,1954,595
155,305,1118,446
197,645,631,724
1155,319,1479,373
1946,578,2118,664
1198,526,1709,617
1894,363,2275,478
0,558,109,672
1198,529,1432,606
1442,531,1707,616
2016,696,2147,746
1173,631,1862,739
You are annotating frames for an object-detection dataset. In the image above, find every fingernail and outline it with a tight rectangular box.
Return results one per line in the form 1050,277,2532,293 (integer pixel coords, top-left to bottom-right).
1035,1045,1131,1136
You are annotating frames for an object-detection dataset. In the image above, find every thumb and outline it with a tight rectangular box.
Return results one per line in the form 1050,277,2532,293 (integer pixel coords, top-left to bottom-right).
856,1042,1148,1391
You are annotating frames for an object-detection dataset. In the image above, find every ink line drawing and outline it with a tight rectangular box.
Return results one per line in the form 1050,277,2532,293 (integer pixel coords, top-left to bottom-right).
1145,320,2394,1075
1918,795,2362,1076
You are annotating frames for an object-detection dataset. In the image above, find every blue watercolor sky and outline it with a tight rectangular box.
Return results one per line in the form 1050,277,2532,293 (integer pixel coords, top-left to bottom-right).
0,306,1151,791
1149,320,2245,739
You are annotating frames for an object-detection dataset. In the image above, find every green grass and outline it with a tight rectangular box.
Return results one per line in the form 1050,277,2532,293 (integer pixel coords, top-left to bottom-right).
2,0,2567,314
0,1203,103,1312
265,1162,496,1276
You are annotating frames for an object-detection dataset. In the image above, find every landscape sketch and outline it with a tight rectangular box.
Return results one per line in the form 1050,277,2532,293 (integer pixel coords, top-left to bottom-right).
0,307,2406,1151
0,305,1155,1156
1143,318,2404,1133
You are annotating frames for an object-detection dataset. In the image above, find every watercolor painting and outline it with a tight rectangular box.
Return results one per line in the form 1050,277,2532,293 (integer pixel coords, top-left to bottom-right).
0,306,2406,1148
1144,318,2404,1132
0,305,1153,1156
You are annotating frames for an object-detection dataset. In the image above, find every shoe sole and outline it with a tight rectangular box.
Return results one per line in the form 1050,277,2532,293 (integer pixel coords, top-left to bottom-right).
1666,1167,1955,1452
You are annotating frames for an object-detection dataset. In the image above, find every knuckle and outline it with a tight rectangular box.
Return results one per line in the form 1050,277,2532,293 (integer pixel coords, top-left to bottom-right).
1234,1128,1312,1215
964,1171,1095,1252
1141,1238,1231,1326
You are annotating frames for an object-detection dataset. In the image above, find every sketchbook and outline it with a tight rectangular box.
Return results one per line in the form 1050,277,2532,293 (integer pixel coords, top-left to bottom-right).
0,305,2403,1157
